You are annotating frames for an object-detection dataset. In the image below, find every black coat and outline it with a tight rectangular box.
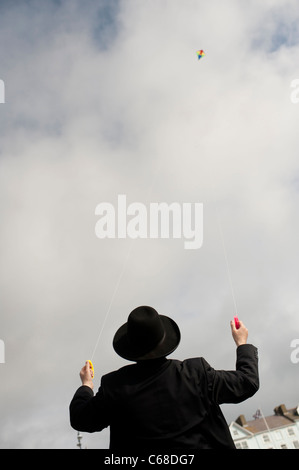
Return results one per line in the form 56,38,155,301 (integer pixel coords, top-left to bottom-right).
70,344,259,449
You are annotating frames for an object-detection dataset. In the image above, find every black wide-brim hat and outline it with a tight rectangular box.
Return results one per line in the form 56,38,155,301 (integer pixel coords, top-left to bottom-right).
113,306,181,361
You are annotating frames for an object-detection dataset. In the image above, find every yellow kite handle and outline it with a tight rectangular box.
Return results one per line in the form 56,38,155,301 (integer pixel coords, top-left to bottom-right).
87,360,94,379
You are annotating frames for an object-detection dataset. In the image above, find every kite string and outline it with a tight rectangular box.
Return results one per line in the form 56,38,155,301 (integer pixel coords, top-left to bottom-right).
90,239,134,361
216,211,238,315
90,162,163,361
208,165,239,316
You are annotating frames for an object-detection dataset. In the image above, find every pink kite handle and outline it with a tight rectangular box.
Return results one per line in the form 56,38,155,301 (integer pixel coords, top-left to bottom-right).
234,316,240,329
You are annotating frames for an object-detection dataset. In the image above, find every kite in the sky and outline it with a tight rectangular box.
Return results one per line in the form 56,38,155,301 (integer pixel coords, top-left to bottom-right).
196,50,205,60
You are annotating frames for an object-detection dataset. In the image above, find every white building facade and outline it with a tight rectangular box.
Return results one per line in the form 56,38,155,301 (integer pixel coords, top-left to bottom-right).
230,404,299,449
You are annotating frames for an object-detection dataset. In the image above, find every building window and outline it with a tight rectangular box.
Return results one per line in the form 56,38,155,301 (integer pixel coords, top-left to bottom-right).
235,441,249,449
263,434,270,443
293,440,299,449
280,443,288,449
288,428,295,436
241,440,249,449
235,440,249,449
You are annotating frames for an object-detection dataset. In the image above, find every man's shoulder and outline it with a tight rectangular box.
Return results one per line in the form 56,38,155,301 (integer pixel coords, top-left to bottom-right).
102,363,136,382
170,357,210,374
172,357,206,365
101,358,210,385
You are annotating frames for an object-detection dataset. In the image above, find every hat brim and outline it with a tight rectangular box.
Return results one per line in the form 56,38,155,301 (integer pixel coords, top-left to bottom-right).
113,315,181,361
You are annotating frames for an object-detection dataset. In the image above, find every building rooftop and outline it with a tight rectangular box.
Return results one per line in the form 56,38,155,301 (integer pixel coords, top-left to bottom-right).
234,404,299,435
245,415,293,433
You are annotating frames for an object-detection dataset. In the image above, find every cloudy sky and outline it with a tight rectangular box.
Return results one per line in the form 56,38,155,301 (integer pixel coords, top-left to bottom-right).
0,0,299,449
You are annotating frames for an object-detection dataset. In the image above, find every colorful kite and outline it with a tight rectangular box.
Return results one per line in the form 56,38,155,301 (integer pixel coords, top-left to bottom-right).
196,50,205,60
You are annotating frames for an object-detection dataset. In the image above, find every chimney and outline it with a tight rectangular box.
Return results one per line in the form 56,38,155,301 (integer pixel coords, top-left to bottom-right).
274,404,287,416
235,415,247,427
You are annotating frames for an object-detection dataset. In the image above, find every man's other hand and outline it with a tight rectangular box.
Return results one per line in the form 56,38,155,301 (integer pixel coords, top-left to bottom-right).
230,319,248,347
79,361,94,389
